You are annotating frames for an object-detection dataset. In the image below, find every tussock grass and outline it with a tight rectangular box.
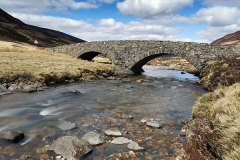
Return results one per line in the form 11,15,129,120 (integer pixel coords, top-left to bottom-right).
191,83,240,160
0,41,113,84
200,59,240,91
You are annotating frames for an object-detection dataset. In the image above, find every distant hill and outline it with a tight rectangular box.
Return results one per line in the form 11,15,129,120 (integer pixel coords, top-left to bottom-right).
0,8,85,47
211,30,240,47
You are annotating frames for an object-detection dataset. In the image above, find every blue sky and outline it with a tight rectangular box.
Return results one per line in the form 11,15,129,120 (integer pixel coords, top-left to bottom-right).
1,0,240,42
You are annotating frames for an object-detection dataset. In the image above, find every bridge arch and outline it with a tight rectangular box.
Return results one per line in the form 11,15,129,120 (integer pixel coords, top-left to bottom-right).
130,53,195,74
78,51,102,61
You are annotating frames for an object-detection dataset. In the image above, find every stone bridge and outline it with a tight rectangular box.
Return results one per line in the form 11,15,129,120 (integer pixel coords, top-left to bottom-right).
50,40,240,74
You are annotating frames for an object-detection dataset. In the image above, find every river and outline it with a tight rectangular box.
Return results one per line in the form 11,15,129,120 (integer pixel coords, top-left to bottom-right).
0,65,205,159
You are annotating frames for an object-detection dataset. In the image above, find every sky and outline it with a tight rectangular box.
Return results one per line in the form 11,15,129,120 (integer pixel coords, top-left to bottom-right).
1,0,240,43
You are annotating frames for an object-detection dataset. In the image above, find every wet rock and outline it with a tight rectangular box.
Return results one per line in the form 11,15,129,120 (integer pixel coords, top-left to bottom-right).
107,76,116,80
122,114,133,119
8,84,20,92
146,120,162,128
19,154,33,160
105,128,122,136
22,84,37,93
0,130,24,143
62,90,82,96
125,85,133,89
127,141,144,151
102,73,109,77
111,137,132,144
122,79,131,83
140,119,147,123
136,79,144,83
180,128,186,137
57,120,76,131
129,151,136,158
181,72,186,74
50,136,92,160
81,131,104,146
0,84,7,93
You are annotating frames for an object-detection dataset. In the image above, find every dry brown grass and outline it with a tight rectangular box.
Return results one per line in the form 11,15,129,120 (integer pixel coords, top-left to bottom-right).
191,83,240,160
0,41,113,84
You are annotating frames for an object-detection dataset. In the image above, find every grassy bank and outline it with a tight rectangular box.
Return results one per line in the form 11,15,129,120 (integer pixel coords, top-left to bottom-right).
184,83,240,160
182,58,240,159
0,41,113,85
199,59,240,91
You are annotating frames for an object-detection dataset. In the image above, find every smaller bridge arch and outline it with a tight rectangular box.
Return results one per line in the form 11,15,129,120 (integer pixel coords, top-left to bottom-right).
78,51,102,61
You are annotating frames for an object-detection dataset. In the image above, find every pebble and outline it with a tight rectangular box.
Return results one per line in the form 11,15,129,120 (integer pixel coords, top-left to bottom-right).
147,120,162,128
136,79,144,83
0,84,8,93
111,137,132,144
105,128,122,136
22,85,37,93
180,129,186,137
127,141,144,151
107,76,116,80
129,151,136,158
0,130,24,143
81,131,104,145
57,120,76,131
50,136,92,160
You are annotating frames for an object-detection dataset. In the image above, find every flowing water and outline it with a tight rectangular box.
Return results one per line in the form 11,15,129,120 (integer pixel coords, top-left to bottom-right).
0,65,205,159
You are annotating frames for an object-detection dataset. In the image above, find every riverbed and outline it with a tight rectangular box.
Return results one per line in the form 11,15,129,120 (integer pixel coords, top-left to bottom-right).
0,65,205,159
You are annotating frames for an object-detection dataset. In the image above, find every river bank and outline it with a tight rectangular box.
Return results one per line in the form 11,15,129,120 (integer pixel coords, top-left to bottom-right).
179,58,240,160
0,41,114,95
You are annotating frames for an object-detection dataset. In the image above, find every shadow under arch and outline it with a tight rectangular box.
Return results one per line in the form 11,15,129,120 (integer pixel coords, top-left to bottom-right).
131,53,192,74
78,51,102,61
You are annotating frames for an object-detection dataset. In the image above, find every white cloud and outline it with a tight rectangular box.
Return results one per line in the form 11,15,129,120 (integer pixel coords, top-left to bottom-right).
194,6,240,26
117,0,193,18
0,0,114,13
10,12,184,42
197,24,240,42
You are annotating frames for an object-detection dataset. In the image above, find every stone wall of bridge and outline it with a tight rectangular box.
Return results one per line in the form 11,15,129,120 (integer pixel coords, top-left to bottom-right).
49,40,240,74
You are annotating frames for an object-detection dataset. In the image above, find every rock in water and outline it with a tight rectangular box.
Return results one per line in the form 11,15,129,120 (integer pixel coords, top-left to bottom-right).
50,136,92,160
0,84,7,93
22,85,37,93
81,131,104,145
146,120,161,128
57,120,76,131
111,137,132,144
105,128,122,136
127,141,144,151
0,130,24,143
8,84,20,92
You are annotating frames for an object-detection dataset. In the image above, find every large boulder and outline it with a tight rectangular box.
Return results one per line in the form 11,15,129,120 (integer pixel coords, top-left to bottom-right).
0,130,24,143
50,136,92,160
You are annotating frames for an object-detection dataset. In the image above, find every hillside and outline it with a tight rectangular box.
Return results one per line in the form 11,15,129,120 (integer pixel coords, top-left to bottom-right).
0,8,85,47
211,30,240,46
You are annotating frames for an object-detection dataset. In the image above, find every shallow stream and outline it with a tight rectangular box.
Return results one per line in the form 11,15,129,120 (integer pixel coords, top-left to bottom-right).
0,65,205,159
